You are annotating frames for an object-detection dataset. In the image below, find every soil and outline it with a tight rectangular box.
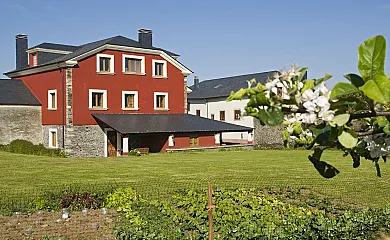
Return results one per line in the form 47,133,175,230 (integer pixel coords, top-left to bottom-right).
0,209,118,240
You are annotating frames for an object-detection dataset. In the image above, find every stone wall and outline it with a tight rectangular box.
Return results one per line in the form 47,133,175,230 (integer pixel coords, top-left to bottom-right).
42,125,64,148
65,125,105,158
0,106,43,145
42,125,105,158
253,118,284,149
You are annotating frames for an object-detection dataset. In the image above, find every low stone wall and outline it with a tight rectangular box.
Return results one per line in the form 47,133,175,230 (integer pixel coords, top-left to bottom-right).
253,118,284,149
0,106,43,145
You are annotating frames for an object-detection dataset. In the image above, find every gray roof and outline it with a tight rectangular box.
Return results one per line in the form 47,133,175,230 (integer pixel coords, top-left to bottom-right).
92,114,252,134
29,42,81,52
0,79,41,106
188,71,278,99
6,35,180,74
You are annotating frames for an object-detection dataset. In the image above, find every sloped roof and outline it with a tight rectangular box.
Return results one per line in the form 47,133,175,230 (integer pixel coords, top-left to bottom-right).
31,35,179,66
0,79,41,106
188,71,277,99
28,42,81,52
6,35,184,75
92,114,252,134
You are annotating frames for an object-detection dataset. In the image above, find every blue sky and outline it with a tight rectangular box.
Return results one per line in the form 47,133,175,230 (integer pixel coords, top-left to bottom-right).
0,0,389,87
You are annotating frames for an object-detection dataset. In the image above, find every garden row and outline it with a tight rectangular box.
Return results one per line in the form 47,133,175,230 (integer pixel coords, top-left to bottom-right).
2,186,390,239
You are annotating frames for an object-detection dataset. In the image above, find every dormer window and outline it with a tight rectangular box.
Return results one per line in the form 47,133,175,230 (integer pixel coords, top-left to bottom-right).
152,60,167,78
122,55,145,75
96,54,114,74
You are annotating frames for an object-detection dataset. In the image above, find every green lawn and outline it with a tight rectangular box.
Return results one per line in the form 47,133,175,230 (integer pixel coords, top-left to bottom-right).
0,149,389,207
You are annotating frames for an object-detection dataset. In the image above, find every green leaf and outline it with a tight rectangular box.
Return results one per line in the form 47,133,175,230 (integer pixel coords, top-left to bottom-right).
329,114,350,127
300,80,315,93
359,75,390,104
377,116,389,127
384,124,390,135
358,35,386,81
297,67,308,82
227,88,246,101
257,107,284,126
344,73,365,88
338,129,358,149
255,92,269,105
315,73,332,85
330,82,359,100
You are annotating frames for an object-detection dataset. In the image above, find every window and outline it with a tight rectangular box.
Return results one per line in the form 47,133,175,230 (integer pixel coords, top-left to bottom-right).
196,110,201,116
96,54,114,74
234,110,241,120
210,114,214,120
32,53,37,66
47,89,57,110
220,111,225,121
89,89,107,109
152,60,167,78
122,91,139,110
49,128,58,148
122,55,145,74
154,92,168,110
189,136,199,147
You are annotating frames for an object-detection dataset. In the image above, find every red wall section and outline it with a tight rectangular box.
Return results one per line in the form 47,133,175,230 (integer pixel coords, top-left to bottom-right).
72,50,185,125
17,70,64,125
137,132,216,152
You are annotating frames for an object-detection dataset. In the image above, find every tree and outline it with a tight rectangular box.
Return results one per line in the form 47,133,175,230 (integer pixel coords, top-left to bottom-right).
228,35,389,178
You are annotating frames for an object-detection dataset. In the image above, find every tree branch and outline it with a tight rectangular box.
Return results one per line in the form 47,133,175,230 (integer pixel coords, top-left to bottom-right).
356,129,383,137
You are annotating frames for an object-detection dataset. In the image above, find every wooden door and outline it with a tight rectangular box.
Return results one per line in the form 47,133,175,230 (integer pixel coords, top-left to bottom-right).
107,131,117,157
189,137,199,147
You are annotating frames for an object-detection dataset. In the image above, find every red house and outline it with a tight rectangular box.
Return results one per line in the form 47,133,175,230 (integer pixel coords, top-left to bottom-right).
5,30,252,157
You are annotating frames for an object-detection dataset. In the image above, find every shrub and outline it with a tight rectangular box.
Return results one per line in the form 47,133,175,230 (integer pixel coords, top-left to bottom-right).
128,149,141,156
2,139,66,157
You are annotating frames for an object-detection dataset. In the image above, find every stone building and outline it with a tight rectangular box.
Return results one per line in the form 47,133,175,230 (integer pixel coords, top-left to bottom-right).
0,79,42,145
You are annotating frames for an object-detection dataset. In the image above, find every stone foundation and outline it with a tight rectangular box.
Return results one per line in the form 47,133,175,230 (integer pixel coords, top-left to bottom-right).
42,125,105,158
65,125,105,158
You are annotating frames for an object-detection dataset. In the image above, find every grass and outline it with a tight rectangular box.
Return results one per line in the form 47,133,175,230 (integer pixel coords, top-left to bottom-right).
0,149,389,207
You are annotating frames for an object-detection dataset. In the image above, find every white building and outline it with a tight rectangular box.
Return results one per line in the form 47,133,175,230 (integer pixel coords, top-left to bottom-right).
187,71,277,143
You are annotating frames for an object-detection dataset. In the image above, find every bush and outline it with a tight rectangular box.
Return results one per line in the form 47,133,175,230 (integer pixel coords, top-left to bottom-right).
2,139,66,157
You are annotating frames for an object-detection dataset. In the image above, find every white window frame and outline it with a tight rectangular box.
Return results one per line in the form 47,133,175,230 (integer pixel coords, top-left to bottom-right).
47,89,57,110
152,59,167,78
122,91,139,110
154,92,169,110
122,54,145,75
89,89,107,110
48,128,58,148
96,54,115,74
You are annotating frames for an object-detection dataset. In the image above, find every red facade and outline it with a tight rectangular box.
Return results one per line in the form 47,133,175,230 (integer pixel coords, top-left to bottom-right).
6,32,239,156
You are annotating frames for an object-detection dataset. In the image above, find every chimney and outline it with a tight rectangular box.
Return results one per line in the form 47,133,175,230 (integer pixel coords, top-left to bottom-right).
194,76,199,90
138,29,152,48
16,34,28,70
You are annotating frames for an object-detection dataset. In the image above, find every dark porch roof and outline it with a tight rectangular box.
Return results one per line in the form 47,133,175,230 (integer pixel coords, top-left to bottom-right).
92,114,252,134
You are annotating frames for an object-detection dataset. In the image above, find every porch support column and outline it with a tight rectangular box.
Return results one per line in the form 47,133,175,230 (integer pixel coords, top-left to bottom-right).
168,134,175,147
247,131,254,144
122,135,129,156
214,132,221,146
